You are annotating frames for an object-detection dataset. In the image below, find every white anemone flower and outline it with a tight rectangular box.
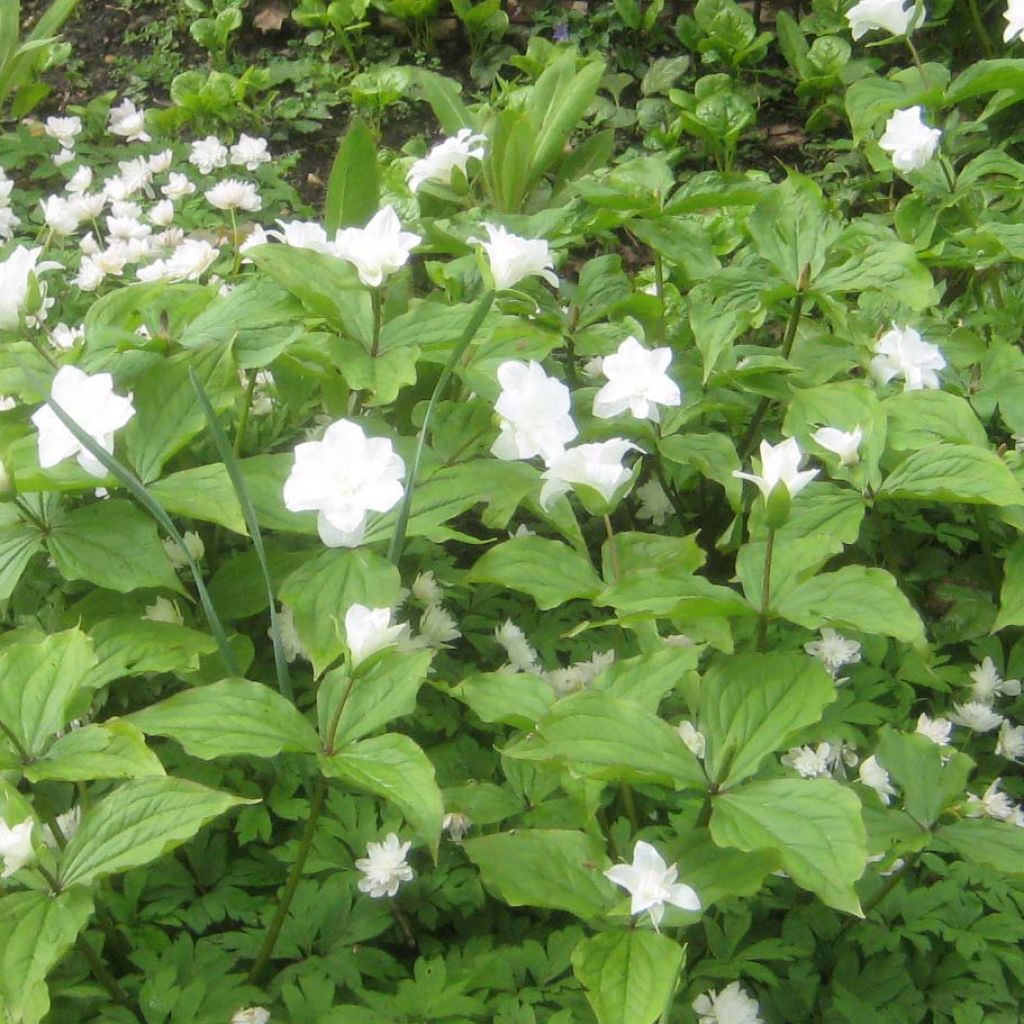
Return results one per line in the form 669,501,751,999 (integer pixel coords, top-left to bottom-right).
966,779,1020,822
491,360,577,464
189,136,229,174
162,172,197,200
66,166,93,194
266,219,332,252
282,418,405,548
108,98,150,142
604,840,701,928
229,133,271,170
344,604,409,668
205,179,262,213
494,620,539,673
733,437,818,501
782,742,836,779
804,628,861,678
870,324,945,391
331,205,421,288
539,438,639,509
44,115,82,149
592,336,681,422
355,833,414,897
693,982,764,1024
996,721,1024,761
969,656,1021,703
915,713,952,746
230,1009,270,1024
40,195,81,236
31,365,136,478
407,128,487,192
477,223,558,291
0,816,34,877
950,701,1006,733
812,425,862,466
846,0,917,40
879,106,942,173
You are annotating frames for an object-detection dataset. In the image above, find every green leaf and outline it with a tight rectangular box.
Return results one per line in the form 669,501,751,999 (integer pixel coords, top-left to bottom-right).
58,777,253,887
411,68,474,135
572,930,684,1024
325,116,380,232
937,817,1024,874
148,463,248,534
504,690,706,791
128,678,320,759
453,671,556,729
877,443,1024,507
874,729,973,829
88,617,217,685
0,628,97,759
46,500,184,594
672,827,780,906
945,58,1024,104
699,653,837,789
463,829,615,919
330,335,420,405
590,646,700,714
0,522,43,600
994,536,1024,632
24,720,165,782
598,569,752,620
659,432,742,509
776,565,926,648
468,536,603,610
320,732,444,856
711,778,867,915
0,888,94,1024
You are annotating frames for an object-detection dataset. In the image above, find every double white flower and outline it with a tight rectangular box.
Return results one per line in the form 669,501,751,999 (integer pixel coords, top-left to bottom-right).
331,206,421,288
491,360,578,464
539,438,639,510
869,324,945,391
477,224,558,291
879,106,942,173
592,336,680,423
355,833,414,897
344,604,408,668
846,0,918,40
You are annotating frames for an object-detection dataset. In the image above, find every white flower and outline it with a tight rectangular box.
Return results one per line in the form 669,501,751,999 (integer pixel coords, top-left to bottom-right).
230,133,271,170
162,530,205,568
138,239,219,283
846,0,917,40
407,128,487,192
812,425,862,467
31,366,135,478
915,713,952,746
969,656,1021,703
582,355,604,379
545,650,614,696
477,223,558,291
411,571,443,605
693,981,764,1024
539,438,639,510
45,115,82,148
782,742,835,779
733,437,818,501
966,779,1019,822
331,205,421,288
950,701,1006,733
40,195,81,236
603,840,700,928
1006,0,1024,41
804,628,861,678
870,324,945,391
282,419,405,548
0,207,19,240
859,755,897,805
205,179,262,213
42,806,81,849
355,833,414,897
266,219,332,252
230,1008,270,1024
592,336,681,422
344,605,408,668
678,720,707,759
491,360,578,464
0,817,34,878
108,98,150,142
148,199,175,227
53,148,75,167
143,597,183,625
635,478,673,526
879,106,942,173
189,136,229,174
148,149,175,174
118,156,153,196
162,172,197,200
69,192,106,222
274,605,309,663
442,811,472,842
494,620,539,673
418,602,460,648
996,721,1024,761
107,215,150,242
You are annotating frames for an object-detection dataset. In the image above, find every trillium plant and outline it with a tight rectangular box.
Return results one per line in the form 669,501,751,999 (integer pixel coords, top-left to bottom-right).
2,6,1024,1024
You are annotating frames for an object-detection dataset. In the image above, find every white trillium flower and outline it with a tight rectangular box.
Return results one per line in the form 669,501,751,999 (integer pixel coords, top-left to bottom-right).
0,817,34,878
603,840,700,928
230,134,271,171
846,0,918,40
407,128,487,192
282,419,405,548
331,205,421,288
969,656,1021,703
859,754,897,805
266,219,333,252
950,701,1006,733
812,425,863,467
804,628,861,678
231,1007,270,1024
733,437,818,501
45,115,82,149
477,223,558,291
108,98,150,142
31,366,135,478
344,604,408,668
879,106,942,173
539,438,639,510
1005,0,1024,41
870,324,945,391
915,713,953,746
355,832,414,897
677,720,707,759
996,721,1024,761
592,336,681,422
693,981,764,1024
782,742,836,779
0,246,60,330
491,360,578,464
205,179,262,213
189,136,229,174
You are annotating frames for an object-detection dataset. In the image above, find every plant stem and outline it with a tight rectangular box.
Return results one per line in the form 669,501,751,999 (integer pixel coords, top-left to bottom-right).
370,288,383,358
653,252,666,340
905,36,931,91
755,527,776,652
967,0,995,56
603,514,621,582
619,782,638,831
234,369,259,458
12,495,48,532
76,936,143,1021
0,717,28,762
248,776,328,985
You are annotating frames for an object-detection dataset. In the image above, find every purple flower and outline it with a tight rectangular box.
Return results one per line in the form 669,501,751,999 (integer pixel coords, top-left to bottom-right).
553,22,570,42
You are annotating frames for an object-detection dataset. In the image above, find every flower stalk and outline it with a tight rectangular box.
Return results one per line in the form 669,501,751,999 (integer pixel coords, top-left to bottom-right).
755,526,776,652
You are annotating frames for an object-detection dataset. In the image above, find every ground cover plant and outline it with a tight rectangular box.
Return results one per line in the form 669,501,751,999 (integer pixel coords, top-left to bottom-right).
3,0,1024,1022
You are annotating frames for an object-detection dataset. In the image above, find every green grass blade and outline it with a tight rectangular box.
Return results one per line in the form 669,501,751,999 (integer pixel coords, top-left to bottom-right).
189,369,292,700
387,290,494,566
44,396,240,677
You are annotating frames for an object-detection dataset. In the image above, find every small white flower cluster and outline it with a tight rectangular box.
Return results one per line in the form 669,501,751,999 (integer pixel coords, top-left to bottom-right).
45,113,83,166
493,618,613,696
409,571,461,650
870,324,946,392
781,741,859,780
355,832,414,897
946,656,1024,763
693,981,764,1024
804,627,862,683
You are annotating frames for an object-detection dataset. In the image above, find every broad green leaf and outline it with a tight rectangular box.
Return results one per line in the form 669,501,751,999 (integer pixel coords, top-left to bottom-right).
600,531,704,582
46,499,184,594
945,58,1024,104
128,678,320,759
208,546,309,619
58,777,253,887
878,443,1024,507
659,432,742,509
994,536,1024,632
0,522,43,600
464,829,615,919
736,534,844,607
88,617,218,686
844,64,949,138
874,729,973,829
320,732,444,855
699,653,837,789
278,547,401,676
24,720,164,782
0,888,94,1024
572,930,684,1024
503,690,706,791
598,569,752,620
469,536,603,610
148,463,248,534
776,565,926,648
711,778,867,915
411,68,474,134
453,671,556,729
0,629,96,759
590,646,700,714
937,817,1024,874
325,116,379,232
329,335,420,405
672,828,780,906
318,649,433,748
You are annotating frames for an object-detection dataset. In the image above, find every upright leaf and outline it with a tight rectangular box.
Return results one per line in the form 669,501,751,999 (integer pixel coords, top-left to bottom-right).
325,117,379,232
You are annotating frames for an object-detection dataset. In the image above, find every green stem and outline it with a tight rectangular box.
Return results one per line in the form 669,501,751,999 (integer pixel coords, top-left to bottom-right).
905,35,931,92
755,527,776,652
653,252,666,340
12,495,48,533
967,0,995,57
603,514,621,583
619,782,638,831
76,936,143,1022
0,717,29,762
230,209,240,275
247,776,328,985
370,288,383,358
234,369,259,458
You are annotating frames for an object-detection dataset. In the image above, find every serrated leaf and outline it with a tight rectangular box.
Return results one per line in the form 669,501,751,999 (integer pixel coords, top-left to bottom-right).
25,721,165,782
